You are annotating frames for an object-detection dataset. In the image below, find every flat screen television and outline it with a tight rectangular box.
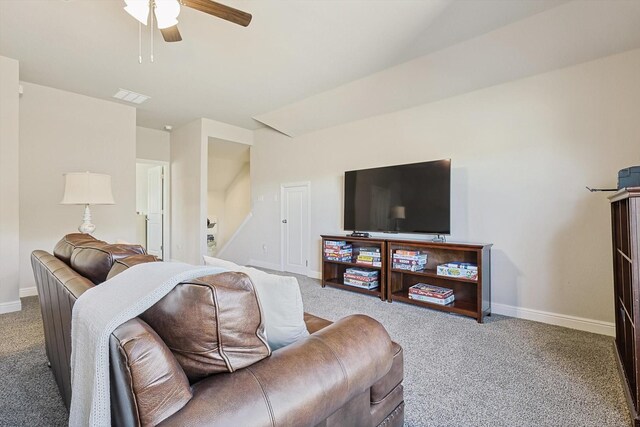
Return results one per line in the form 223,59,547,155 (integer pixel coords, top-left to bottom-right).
343,159,451,235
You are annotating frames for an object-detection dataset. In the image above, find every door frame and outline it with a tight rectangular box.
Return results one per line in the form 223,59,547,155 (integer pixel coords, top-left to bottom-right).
280,181,311,275
137,159,170,261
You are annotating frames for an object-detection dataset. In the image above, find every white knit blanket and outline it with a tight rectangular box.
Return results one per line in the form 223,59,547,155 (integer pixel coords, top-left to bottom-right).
69,262,226,427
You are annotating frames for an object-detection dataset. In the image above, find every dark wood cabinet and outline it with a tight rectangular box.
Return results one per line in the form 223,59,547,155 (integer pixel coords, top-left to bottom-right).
321,235,386,301
387,240,491,323
320,235,491,322
610,187,640,426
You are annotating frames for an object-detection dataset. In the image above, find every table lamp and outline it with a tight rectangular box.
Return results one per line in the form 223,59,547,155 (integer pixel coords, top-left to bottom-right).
60,172,115,234
390,205,406,231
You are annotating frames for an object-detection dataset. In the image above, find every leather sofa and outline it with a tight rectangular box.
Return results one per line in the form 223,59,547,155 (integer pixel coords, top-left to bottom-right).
31,234,405,426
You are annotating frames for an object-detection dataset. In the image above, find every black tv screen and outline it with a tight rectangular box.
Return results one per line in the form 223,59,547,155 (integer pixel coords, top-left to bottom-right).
344,159,451,234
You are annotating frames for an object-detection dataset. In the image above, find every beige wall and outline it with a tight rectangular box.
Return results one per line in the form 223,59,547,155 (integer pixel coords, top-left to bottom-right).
207,189,225,233
220,163,251,248
18,82,137,289
137,126,170,161
170,119,206,264
225,49,640,330
0,56,20,312
208,163,251,252
171,118,253,264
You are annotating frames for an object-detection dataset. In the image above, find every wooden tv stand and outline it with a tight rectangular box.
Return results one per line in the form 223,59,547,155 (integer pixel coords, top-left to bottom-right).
321,235,387,301
321,235,491,322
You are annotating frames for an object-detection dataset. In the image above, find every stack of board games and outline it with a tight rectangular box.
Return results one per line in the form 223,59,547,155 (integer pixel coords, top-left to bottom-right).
436,262,478,280
392,250,427,271
343,268,379,290
324,240,353,262
355,247,382,267
408,283,455,305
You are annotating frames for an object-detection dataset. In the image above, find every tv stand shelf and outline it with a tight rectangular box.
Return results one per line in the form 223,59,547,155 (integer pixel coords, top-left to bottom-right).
321,235,386,300
390,289,477,318
387,240,491,323
320,235,492,322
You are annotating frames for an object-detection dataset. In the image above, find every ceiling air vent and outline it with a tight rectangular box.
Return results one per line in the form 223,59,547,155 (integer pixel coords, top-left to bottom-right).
113,88,150,104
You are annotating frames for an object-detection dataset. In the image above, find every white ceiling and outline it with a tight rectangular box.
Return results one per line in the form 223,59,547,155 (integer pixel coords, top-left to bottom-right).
0,0,570,131
256,0,640,136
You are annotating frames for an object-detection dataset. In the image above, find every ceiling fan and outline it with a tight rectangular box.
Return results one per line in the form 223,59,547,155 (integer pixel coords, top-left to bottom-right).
124,0,252,43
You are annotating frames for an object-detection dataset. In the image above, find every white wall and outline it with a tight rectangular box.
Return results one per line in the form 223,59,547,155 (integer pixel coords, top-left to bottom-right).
0,56,20,313
221,163,251,247
207,189,225,239
208,163,251,252
170,119,206,264
137,126,170,161
224,49,640,330
171,118,253,264
18,82,137,290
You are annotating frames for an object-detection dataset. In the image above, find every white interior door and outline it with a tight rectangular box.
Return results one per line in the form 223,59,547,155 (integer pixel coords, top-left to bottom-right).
147,166,164,259
281,183,310,275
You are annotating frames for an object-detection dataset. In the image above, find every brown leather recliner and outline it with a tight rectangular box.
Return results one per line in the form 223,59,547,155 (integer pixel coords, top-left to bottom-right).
31,234,405,426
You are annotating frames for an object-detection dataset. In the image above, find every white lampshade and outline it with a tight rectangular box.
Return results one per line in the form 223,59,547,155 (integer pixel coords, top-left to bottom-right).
154,0,180,29
390,205,406,220
124,0,150,25
60,172,115,205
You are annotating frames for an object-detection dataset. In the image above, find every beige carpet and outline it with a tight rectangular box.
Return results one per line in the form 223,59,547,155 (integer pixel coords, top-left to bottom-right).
0,297,67,426
289,271,631,427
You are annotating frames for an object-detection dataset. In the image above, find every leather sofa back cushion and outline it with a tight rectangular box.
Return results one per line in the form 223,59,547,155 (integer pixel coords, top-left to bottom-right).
140,271,271,383
53,233,101,265
203,255,309,350
106,254,159,280
70,243,146,285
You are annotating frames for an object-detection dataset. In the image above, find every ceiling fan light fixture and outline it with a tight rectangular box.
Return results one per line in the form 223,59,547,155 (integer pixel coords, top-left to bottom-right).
154,0,181,29
124,0,150,25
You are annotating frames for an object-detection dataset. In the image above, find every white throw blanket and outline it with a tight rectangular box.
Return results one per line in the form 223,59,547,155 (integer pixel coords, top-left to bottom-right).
69,262,226,427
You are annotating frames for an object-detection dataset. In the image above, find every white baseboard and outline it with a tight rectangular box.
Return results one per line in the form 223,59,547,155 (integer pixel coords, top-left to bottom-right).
492,302,615,337
308,270,321,280
0,300,22,314
19,287,38,298
248,259,282,272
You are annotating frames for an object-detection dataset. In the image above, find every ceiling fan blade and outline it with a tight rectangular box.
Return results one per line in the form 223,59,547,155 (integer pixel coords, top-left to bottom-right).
182,0,252,27
160,25,183,42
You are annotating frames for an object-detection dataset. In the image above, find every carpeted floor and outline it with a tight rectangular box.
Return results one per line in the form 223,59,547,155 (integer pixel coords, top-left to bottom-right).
0,275,631,427
290,273,631,427
0,297,68,427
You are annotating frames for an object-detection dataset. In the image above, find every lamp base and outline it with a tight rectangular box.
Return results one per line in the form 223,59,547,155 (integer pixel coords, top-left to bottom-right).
78,204,96,234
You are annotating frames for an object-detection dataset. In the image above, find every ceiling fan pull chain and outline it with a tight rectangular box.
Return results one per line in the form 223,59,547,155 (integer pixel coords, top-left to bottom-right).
138,21,142,64
150,2,154,63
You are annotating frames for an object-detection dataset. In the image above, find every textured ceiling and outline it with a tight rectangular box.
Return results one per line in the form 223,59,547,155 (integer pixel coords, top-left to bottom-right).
255,0,640,136
0,0,569,131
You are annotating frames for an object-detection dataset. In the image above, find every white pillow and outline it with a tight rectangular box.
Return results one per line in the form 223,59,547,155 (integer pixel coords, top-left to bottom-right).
203,256,309,350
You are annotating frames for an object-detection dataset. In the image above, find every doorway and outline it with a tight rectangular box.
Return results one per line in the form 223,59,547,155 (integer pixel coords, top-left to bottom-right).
136,160,170,260
207,138,251,257
280,182,310,275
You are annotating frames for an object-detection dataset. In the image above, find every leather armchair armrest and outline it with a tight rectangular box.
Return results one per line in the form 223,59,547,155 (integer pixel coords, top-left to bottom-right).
31,250,95,299
110,318,192,427
159,314,394,427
